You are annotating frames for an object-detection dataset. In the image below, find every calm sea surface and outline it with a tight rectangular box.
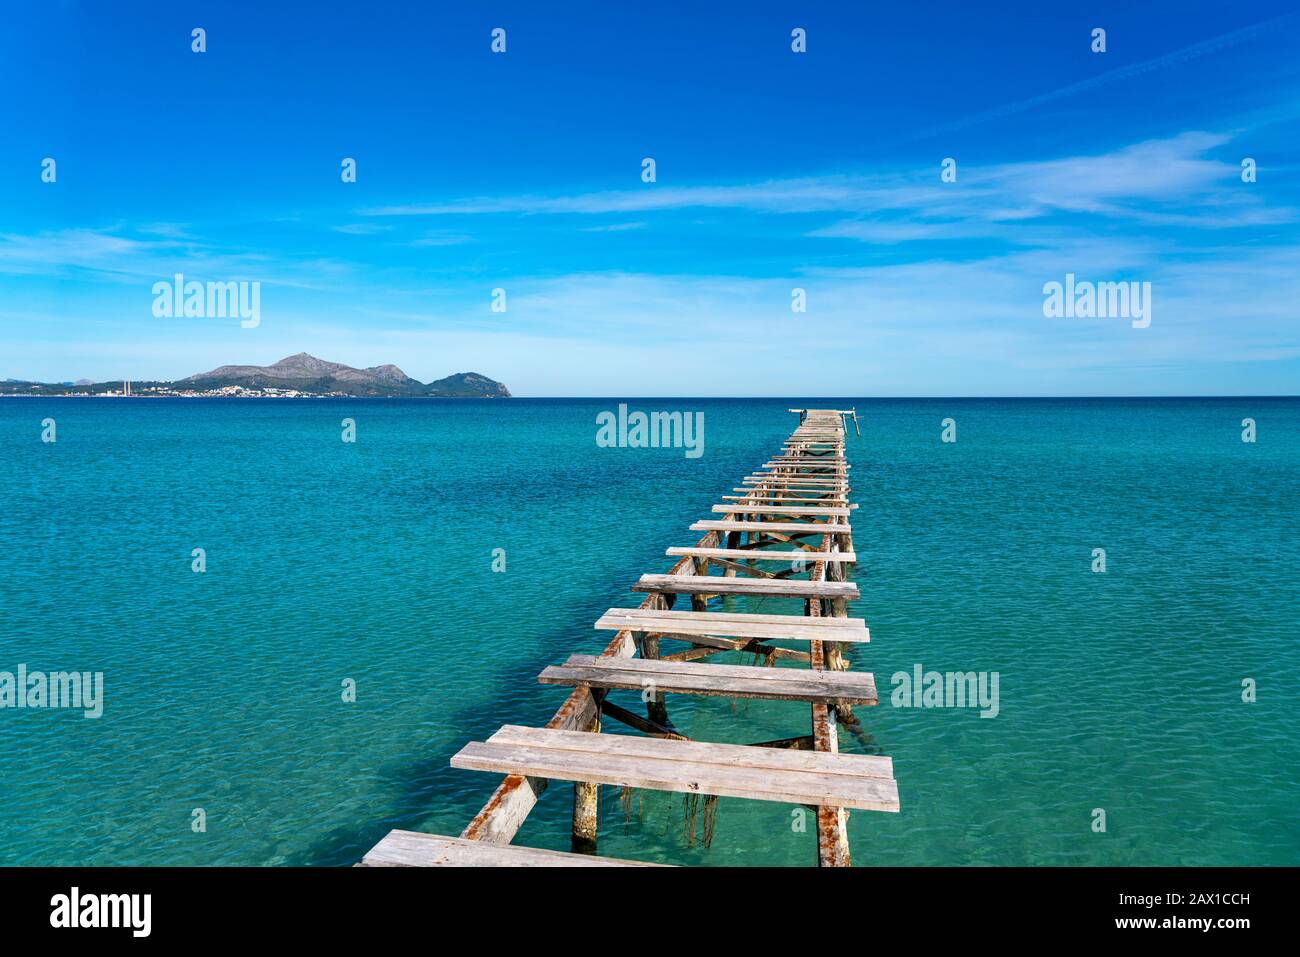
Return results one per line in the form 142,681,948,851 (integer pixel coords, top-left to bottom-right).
1,397,1297,866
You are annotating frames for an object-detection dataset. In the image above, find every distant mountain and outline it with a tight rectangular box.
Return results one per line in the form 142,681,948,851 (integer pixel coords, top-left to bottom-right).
426,371,512,398
0,354,512,397
179,353,511,397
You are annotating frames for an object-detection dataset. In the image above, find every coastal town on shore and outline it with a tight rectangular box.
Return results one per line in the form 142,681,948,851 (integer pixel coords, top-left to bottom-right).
1,381,352,398
0,355,511,398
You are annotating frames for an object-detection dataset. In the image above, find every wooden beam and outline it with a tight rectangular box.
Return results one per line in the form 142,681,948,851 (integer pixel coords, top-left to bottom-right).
539,654,879,705
362,831,666,867
458,543,715,845
594,607,870,643
633,574,858,600
666,546,857,563
451,726,899,812
599,699,689,741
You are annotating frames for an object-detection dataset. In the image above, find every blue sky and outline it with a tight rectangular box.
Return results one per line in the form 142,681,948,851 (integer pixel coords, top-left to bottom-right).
1,0,1298,395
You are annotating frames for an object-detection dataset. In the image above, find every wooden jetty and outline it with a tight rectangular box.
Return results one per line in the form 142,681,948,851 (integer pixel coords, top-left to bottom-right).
359,407,897,867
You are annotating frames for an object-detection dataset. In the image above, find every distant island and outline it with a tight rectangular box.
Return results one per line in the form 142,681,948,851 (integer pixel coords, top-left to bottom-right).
0,353,512,398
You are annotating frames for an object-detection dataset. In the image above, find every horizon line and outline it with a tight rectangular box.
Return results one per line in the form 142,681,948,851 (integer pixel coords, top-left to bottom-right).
6,393,1297,400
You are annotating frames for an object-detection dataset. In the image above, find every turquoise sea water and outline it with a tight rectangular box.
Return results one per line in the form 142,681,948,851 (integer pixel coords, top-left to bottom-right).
1,397,1297,866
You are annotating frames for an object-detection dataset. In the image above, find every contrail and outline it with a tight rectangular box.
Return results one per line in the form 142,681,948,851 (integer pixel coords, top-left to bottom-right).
893,12,1300,145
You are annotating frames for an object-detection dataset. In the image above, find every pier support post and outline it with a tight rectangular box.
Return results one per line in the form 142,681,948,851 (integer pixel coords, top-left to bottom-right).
724,530,741,577
571,711,600,854
811,641,852,867
691,557,709,611
641,632,671,726
642,596,672,726
809,538,853,867
826,558,849,633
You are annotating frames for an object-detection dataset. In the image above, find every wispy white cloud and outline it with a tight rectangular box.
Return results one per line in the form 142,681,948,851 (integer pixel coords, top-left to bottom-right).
805,132,1281,244
137,223,196,240
581,221,647,232
362,177,913,217
807,220,990,244
972,132,1237,215
361,130,1271,246
0,229,161,277
331,223,391,235
0,228,353,291
407,232,475,247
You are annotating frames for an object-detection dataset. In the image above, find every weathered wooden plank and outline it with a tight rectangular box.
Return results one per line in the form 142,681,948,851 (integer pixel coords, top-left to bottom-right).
690,520,852,535
740,488,849,496
723,500,851,508
740,488,850,496
751,470,842,476
742,483,849,491
540,665,870,704
633,574,858,600
747,467,846,474
361,831,667,867
754,462,842,470
454,542,717,847
665,546,857,563
486,726,891,777
449,743,898,812
594,607,870,643
712,504,851,517
743,476,849,486
768,452,847,459
547,654,826,683
539,654,878,704
737,486,845,494
450,727,898,811
720,499,859,512
728,489,850,499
